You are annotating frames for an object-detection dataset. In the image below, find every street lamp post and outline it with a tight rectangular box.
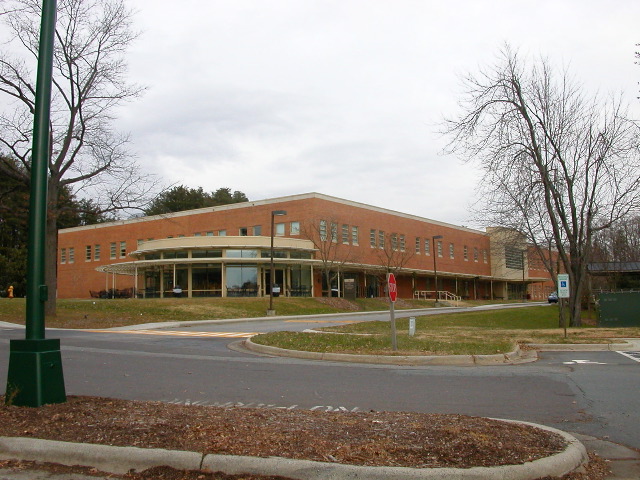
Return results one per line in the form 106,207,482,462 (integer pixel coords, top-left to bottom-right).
268,210,287,315
432,235,443,303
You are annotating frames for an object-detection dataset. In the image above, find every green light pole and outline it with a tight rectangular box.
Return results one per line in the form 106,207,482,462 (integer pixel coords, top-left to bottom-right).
5,0,66,407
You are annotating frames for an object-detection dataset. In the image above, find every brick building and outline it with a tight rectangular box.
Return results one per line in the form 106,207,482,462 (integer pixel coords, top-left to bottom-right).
57,193,554,300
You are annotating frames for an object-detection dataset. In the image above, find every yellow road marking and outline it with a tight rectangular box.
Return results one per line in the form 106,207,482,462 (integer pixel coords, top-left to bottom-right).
84,329,257,338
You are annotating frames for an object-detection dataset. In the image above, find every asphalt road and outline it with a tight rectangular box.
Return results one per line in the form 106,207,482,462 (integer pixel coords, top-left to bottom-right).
1,308,639,450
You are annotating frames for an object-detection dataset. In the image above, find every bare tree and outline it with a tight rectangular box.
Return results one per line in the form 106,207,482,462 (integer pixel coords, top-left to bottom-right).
0,0,157,313
299,217,360,297
445,46,640,326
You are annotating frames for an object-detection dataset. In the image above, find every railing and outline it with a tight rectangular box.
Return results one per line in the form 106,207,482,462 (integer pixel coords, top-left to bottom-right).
413,290,461,306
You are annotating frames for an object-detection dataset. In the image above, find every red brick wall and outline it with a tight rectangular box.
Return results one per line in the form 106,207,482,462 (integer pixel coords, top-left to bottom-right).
57,195,495,298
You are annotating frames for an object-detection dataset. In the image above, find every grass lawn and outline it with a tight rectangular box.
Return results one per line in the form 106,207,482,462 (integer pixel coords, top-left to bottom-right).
0,296,437,329
251,306,640,356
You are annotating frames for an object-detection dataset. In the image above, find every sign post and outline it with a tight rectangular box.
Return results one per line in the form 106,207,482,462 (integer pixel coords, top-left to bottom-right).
557,274,570,338
388,273,398,351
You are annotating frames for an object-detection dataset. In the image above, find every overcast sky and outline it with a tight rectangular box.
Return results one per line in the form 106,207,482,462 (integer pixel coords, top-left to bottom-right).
32,1,640,226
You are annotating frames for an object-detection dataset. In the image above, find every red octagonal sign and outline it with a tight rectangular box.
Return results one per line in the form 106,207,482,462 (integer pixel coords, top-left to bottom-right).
388,273,397,303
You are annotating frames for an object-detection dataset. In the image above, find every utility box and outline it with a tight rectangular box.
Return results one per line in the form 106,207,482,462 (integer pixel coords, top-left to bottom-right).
598,292,640,327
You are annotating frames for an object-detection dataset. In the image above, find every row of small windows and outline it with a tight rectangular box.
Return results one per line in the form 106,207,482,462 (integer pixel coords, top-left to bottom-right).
61,241,127,264
192,221,301,238
412,238,488,263
369,230,406,251
319,221,359,245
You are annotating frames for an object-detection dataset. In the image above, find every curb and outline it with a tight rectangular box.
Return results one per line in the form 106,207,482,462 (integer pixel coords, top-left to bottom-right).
526,341,635,351
243,338,539,365
0,421,587,480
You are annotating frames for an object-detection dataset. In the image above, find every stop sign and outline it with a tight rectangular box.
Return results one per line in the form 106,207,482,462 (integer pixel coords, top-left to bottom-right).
387,273,397,303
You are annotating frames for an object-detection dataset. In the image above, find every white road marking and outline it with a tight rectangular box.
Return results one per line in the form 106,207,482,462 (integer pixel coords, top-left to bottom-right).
617,351,640,363
562,359,608,365
84,329,258,338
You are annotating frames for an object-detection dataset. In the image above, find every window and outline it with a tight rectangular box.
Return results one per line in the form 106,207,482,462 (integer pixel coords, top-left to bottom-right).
483,249,488,263
239,227,248,236
119,241,126,258
505,246,524,269
320,220,327,241
218,230,226,236
351,226,359,245
425,239,431,256
474,247,479,263
275,222,285,236
415,238,421,254
110,242,116,259
137,239,144,248
463,245,468,261
330,222,338,242
68,247,75,263
94,244,100,261
85,245,92,262
437,240,443,257
449,243,454,259
342,224,349,244
290,221,300,236
370,229,376,248
253,225,262,236
378,230,385,249
400,234,405,252
194,232,202,237
206,231,214,236
60,248,67,264
391,233,398,251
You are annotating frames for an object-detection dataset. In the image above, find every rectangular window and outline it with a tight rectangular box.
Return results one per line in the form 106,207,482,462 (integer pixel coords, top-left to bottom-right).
342,224,349,244
474,247,479,263
137,239,144,248
110,242,116,259
483,249,488,263
320,220,327,241
275,222,285,236
290,222,300,235
219,230,227,236
449,243,454,259
60,248,67,264
253,225,262,236
119,241,126,258
68,247,75,264
415,237,421,254
194,232,202,237
370,229,376,248
239,227,248,236
425,239,431,256
505,246,523,269
94,244,101,261
400,234,405,252
378,230,385,249
391,233,398,251
330,222,338,242
351,226,359,245
463,245,468,261
437,240,443,257
206,231,214,236
85,245,92,262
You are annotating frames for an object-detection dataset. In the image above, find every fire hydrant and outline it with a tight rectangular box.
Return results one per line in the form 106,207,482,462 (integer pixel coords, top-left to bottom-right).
7,285,14,299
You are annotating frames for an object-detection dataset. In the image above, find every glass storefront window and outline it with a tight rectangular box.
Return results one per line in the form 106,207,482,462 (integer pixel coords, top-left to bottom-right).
192,249,222,258
226,265,258,296
289,265,312,296
192,264,222,297
261,250,288,258
227,250,258,258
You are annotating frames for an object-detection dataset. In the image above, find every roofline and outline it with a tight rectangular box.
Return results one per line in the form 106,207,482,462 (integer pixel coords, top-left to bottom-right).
59,192,485,235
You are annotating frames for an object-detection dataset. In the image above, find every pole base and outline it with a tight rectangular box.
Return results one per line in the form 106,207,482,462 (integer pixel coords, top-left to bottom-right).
266,309,276,316
6,338,66,407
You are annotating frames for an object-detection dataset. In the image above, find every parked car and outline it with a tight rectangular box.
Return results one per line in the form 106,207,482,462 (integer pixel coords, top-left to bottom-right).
548,292,559,303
